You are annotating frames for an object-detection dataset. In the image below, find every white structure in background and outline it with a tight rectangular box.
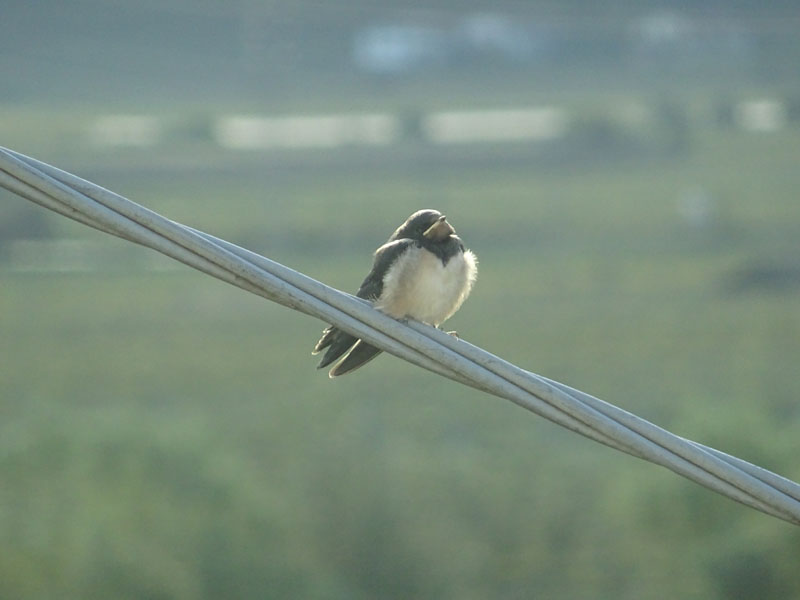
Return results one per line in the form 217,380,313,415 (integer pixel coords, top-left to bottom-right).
88,115,161,147
423,107,567,144
456,12,536,62
214,114,400,149
352,25,449,74
735,99,786,132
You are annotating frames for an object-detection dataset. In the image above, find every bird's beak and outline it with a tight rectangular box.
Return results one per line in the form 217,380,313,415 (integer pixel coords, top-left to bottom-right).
423,215,455,241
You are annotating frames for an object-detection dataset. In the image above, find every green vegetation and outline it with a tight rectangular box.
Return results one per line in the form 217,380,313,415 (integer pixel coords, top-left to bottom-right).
3,105,800,598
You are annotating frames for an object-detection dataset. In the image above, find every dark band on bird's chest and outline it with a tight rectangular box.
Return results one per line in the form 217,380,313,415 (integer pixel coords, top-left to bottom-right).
417,236,464,266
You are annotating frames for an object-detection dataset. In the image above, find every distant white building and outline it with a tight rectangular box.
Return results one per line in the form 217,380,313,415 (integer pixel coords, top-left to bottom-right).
455,13,537,62
352,25,449,74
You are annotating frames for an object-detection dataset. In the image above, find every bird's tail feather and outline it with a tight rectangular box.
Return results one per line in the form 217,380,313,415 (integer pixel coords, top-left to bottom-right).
313,325,383,376
328,340,382,377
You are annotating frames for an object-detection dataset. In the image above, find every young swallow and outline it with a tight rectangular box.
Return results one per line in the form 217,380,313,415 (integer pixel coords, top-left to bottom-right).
313,209,478,377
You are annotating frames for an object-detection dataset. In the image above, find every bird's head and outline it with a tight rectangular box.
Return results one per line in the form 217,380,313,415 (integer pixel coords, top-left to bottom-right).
392,209,456,243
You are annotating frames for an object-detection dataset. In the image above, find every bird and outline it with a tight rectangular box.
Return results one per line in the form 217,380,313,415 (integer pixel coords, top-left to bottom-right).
312,209,478,377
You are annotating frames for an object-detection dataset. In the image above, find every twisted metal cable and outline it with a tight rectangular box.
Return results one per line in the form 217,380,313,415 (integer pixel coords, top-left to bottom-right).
2,146,799,525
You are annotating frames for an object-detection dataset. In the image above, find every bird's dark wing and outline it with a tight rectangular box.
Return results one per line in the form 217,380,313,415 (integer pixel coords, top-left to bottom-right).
353,238,414,300
312,239,414,376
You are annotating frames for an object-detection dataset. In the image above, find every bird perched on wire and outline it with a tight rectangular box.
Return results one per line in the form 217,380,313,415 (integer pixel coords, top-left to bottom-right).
313,209,478,377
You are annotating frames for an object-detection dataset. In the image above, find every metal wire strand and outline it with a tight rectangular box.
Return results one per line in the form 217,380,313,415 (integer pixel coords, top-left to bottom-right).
1,146,799,526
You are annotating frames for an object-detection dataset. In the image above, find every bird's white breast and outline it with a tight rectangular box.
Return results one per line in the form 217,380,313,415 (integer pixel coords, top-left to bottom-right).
376,246,477,326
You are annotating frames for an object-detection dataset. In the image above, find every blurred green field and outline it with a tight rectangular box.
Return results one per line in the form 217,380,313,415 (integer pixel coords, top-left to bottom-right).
2,115,800,598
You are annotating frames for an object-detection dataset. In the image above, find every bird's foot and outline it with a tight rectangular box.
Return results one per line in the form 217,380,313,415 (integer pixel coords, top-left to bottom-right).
439,327,459,339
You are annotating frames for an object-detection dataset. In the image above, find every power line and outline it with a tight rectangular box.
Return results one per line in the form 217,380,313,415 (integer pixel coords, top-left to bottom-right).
1,146,799,525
